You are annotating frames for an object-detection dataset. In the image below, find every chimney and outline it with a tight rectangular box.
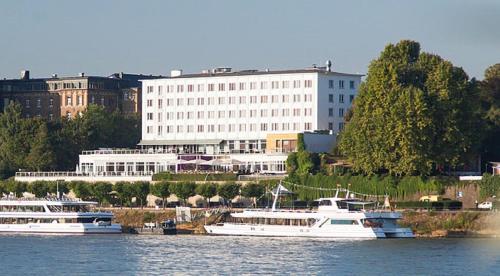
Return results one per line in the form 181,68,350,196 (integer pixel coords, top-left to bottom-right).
52,73,58,78
79,72,85,77
170,69,183,77
21,70,30,80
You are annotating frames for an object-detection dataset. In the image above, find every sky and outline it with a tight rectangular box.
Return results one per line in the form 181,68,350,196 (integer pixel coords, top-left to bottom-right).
0,0,499,80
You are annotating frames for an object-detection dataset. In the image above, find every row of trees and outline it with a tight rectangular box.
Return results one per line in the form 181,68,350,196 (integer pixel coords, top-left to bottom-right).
338,40,500,176
0,104,141,179
0,180,268,207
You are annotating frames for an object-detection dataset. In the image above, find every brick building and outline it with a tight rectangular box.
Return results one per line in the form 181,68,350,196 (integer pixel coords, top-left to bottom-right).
0,70,161,119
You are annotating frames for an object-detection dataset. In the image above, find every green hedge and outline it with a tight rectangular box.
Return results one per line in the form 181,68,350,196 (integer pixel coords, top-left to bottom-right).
479,174,500,199
394,200,462,210
153,172,238,182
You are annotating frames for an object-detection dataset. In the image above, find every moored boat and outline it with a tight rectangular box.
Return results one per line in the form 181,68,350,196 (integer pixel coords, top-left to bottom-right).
0,197,121,234
205,184,414,239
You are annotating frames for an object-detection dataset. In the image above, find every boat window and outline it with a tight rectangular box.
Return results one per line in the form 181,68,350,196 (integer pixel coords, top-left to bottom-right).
319,200,332,206
336,200,348,209
330,219,359,225
361,219,384,228
0,205,45,212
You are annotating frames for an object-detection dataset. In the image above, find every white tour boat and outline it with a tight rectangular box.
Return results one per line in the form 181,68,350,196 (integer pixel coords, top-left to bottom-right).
205,185,414,239
0,197,122,234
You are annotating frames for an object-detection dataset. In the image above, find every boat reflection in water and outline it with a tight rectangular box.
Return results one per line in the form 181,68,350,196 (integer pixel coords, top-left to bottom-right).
205,184,414,239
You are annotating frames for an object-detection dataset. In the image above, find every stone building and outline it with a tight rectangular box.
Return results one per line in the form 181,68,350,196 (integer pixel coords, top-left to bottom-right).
0,70,161,119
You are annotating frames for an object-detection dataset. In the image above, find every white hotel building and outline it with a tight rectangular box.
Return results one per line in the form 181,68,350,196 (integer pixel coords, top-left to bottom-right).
18,64,361,181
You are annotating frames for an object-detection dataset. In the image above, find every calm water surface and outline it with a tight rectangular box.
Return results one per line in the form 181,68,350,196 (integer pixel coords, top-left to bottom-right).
0,235,498,275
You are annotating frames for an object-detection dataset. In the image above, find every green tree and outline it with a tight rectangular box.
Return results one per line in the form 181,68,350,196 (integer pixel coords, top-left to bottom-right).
339,40,479,175
25,122,56,171
132,181,150,208
47,181,69,196
195,183,217,207
151,181,170,208
91,182,113,205
217,183,241,206
0,103,30,178
479,64,500,166
296,151,315,175
4,181,27,197
27,181,49,198
286,152,298,174
241,183,265,207
113,181,131,207
170,182,196,206
70,181,92,200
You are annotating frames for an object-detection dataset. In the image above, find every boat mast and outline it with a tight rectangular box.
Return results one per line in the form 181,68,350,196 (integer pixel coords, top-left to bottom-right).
271,183,283,212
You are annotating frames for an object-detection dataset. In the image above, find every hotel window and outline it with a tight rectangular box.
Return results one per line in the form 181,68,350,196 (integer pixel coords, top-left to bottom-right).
36,98,41,108
339,122,344,131
260,123,268,131
350,95,355,103
339,80,345,89
228,124,235,132
158,86,163,95
260,109,268,117
329,108,333,117
158,113,162,122
282,95,289,103
339,94,344,103
282,81,289,88
339,108,344,117
158,126,163,135
208,125,215,133
177,112,184,119
350,80,355,89
250,124,256,131
260,95,268,103
187,98,194,106
282,109,290,116
272,95,279,103
329,80,334,89
187,125,194,133
218,97,225,104
208,84,215,92
166,99,173,106
239,96,246,104
282,123,289,131
328,122,333,130
48,113,53,121
197,125,204,132
229,110,236,118
304,108,312,116
49,98,54,108
101,97,105,105
208,111,215,119
218,111,225,118
167,112,174,120
293,80,301,88
271,109,279,117
158,99,163,108
229,83,236,91
147,126,153,133
250,110,257,117
218,83,225,91
239,124,246,132
66,96,72,106
329,94,334,103
187,84,194,92
177,125,183,133
208,97,215,105
239,82,246,90
177,85,184,93
250,82,257,90
304,122,312,130
197,84,204,92
147,99,153,107
293,94,300,102
197,111,204,119
293,108,300,116
218,124,225,132
177,99,184,106
147,113,153,120
271,81,279,89
304,80,312,88
229,96,236,104
187,112,194,119
147,86,153,93
239,110,246,118
197,98,204,105
293,123,299,131
250,96,257,103
260,81,267,89
272,123,279,131
304,94,312,102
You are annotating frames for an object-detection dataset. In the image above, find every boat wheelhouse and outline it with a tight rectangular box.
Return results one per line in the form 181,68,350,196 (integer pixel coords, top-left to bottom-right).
0,197,121,234
204,185,414,239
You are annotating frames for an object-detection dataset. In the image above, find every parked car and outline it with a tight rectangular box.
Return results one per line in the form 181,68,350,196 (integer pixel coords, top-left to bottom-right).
478,201,493,210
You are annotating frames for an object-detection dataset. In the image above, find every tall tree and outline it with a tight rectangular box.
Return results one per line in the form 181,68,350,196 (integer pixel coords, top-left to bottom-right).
195,183,217,207
479,64,500,165
0,103,30,178
25,122,56,171
151,181,170,208
339,40,479,175
217,183,241,206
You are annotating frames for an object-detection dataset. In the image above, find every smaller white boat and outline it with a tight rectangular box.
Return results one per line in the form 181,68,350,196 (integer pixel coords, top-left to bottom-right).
0,197,121,234
205,184,414,239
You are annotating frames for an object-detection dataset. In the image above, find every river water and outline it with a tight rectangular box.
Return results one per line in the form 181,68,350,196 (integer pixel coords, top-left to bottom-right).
0,235,498,275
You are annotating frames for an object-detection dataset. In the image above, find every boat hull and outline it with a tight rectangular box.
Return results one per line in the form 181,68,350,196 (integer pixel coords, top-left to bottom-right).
0,223,122,234
204,224,386,239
